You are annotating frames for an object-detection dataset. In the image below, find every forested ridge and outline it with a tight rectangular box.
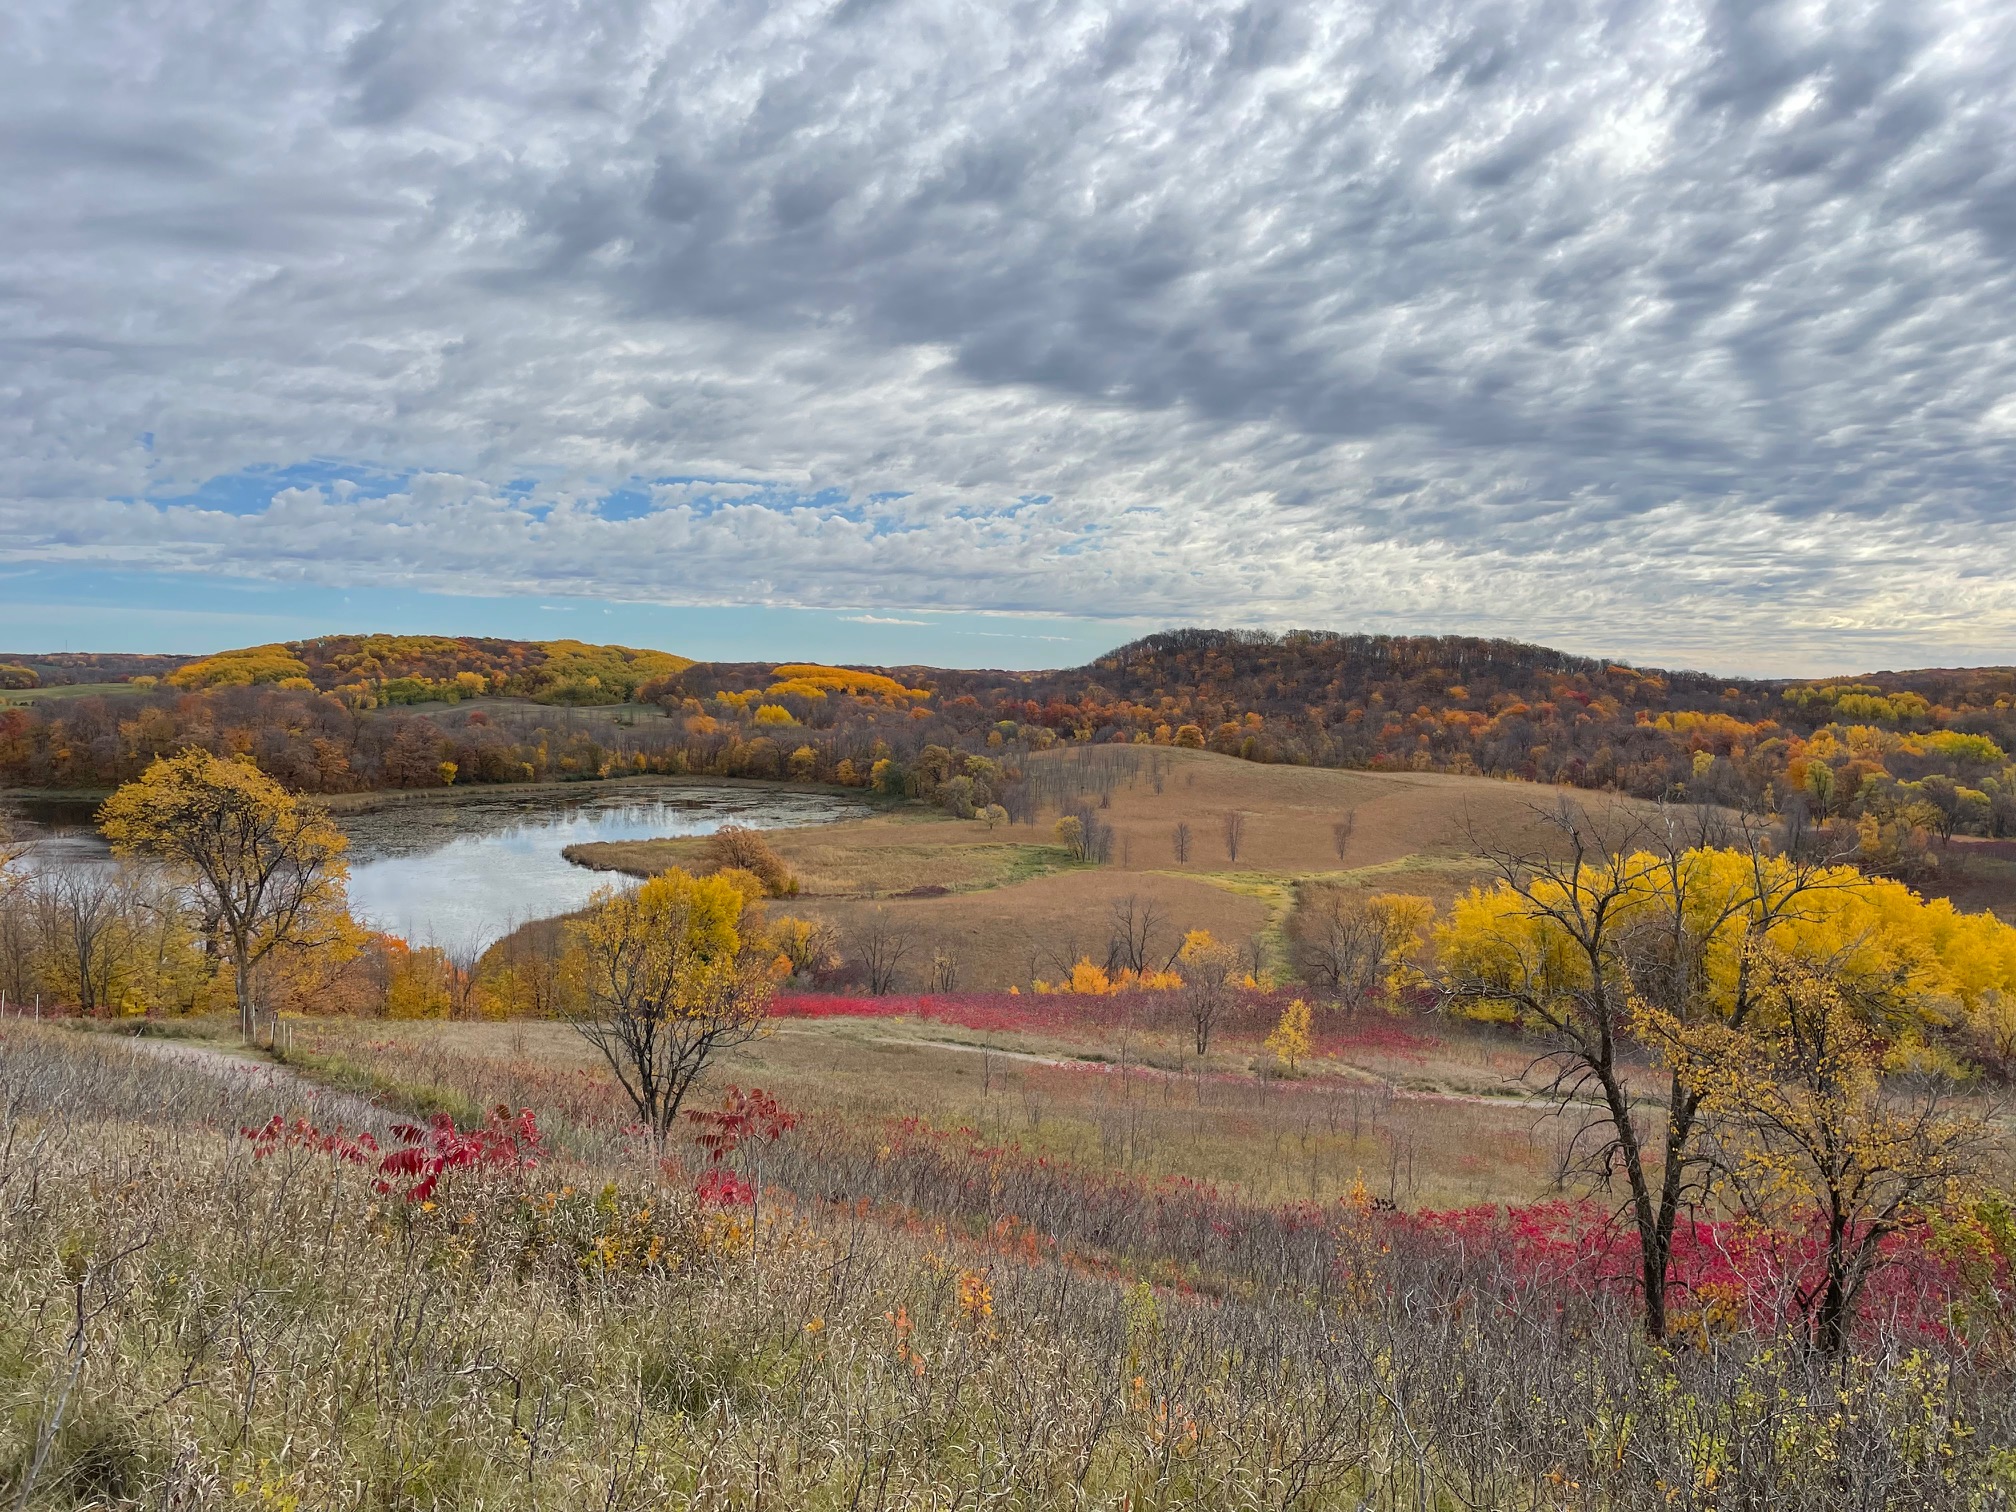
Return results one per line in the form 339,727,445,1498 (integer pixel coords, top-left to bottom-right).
3,628,2013,846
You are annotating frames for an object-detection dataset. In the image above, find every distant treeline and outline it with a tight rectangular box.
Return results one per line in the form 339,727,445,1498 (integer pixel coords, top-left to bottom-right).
3,629,2013,846
0,650,194,688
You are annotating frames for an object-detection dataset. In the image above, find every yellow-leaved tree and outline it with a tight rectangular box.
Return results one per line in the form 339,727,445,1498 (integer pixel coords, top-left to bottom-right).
1438,806,2016,1341
1265,998,1313,1072
100,750,353,1039
566,868,778,1150
1647,945,1991,1353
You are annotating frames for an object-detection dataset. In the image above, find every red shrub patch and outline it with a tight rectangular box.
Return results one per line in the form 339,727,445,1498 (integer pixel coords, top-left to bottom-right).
243,1104,541,1204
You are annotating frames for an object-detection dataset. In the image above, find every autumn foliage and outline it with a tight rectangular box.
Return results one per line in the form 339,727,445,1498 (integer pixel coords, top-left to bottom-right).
242,1104,542,1205
9,632,2015,858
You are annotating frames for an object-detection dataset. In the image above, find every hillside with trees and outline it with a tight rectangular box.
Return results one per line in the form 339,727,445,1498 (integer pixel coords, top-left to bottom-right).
3,630,2012,862
0,650,193,689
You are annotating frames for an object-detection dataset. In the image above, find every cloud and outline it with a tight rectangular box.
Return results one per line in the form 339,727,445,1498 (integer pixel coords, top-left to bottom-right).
842,614,932,625
4,0,2016,672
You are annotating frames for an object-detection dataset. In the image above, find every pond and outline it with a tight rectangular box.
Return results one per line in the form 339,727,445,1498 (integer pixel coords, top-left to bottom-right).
4,783,867,955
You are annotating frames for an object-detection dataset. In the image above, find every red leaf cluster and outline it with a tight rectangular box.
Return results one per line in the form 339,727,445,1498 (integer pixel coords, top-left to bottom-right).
242,1104,541,1204
685,1085,798,1165
694,1167,756,1207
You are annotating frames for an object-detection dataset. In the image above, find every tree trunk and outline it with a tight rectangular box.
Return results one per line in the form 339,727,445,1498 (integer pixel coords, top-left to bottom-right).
234,954,254,1042
1816,1208,1852,1354
1595,1059,1666,1340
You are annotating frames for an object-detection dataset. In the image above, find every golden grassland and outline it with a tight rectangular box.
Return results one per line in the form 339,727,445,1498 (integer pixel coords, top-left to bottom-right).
5,1018,2011,1509
280,1011,1576,1211
567,749,1653,989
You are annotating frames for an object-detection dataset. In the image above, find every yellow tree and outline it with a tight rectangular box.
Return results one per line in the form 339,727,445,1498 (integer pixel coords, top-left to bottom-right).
1443,807,2016,1341
1265,998,1313,1072
1436,808,1846,1339
100,750,351,1038
1650,947,1991,1353
567,869,776,1150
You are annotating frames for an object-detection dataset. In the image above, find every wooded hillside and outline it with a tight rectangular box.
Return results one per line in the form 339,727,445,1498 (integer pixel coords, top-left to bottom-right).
3,630,2012,858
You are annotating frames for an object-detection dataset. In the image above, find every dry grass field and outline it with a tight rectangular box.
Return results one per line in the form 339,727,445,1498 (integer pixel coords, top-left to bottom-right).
1927,837,2016,924
0,681,145,708
11,1016,2004,1508
569,748,1650,989
280,1008,1579,1211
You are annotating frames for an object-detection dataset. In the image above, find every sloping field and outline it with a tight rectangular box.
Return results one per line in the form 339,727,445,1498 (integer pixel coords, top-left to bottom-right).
569,750,1652,990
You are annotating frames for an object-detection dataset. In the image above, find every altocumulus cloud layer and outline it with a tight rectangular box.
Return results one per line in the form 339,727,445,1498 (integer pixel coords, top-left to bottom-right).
5,0,2016,670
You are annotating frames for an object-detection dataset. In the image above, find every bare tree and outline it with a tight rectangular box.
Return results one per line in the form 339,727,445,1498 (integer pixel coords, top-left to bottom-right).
1332,812,1356,863
1106,894,1170,975
1288,886,1431,1013
927,947,959,994
1057,807,1113,864
1222,810,1247,864
854,908,913,995
444,940,485,1020
1034,925,1089,985
1178,933,1239,1055
1171,822,1192,863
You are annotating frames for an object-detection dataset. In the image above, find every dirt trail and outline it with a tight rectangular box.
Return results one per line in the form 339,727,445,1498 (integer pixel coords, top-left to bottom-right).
859,1029,1542,1112
124,1037,390,1128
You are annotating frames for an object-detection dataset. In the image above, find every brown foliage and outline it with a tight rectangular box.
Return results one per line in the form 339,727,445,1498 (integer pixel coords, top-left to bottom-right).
701,825,799,896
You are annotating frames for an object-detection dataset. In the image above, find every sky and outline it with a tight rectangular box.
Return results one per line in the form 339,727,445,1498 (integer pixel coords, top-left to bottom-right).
4,0,2015,677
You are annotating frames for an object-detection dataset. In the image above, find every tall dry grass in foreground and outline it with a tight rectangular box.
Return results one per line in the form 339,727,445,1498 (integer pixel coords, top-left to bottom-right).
2,1022,2012,1510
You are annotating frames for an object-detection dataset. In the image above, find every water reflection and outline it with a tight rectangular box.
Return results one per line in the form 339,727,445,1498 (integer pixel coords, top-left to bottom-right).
5,784,865,954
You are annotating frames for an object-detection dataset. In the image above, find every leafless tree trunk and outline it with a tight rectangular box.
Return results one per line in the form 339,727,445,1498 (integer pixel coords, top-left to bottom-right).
927,948,958,994
854,909,912,995
1106,894,1168,975
1289,884,1390,1011
444,941,485,1020
1171,822,1191,863
1222,810,1247,864
1332,812,1356,862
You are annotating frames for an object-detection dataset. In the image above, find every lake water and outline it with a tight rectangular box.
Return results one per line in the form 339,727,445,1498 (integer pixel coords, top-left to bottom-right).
4,783,866,954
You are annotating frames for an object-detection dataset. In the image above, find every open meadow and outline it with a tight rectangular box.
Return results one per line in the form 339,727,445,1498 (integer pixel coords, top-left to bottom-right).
282,1002,1582,1211
7,743,2016,1507
567,748,1652,990
3,1005,2012,1510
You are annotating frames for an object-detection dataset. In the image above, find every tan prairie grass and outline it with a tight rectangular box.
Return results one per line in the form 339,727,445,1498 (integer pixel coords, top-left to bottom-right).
572,749,1626,889
563,750,1658,990
284,1015,1664,1213
568,826,1071,899
3,1021,2011,1510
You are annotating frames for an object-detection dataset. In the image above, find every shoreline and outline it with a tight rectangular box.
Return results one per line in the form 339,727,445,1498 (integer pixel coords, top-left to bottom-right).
2,771,880,817
316,772,870,815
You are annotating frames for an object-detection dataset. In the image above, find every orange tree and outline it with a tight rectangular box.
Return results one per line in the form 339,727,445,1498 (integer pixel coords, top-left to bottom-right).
566,868,777,1151
100,749,351,1038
